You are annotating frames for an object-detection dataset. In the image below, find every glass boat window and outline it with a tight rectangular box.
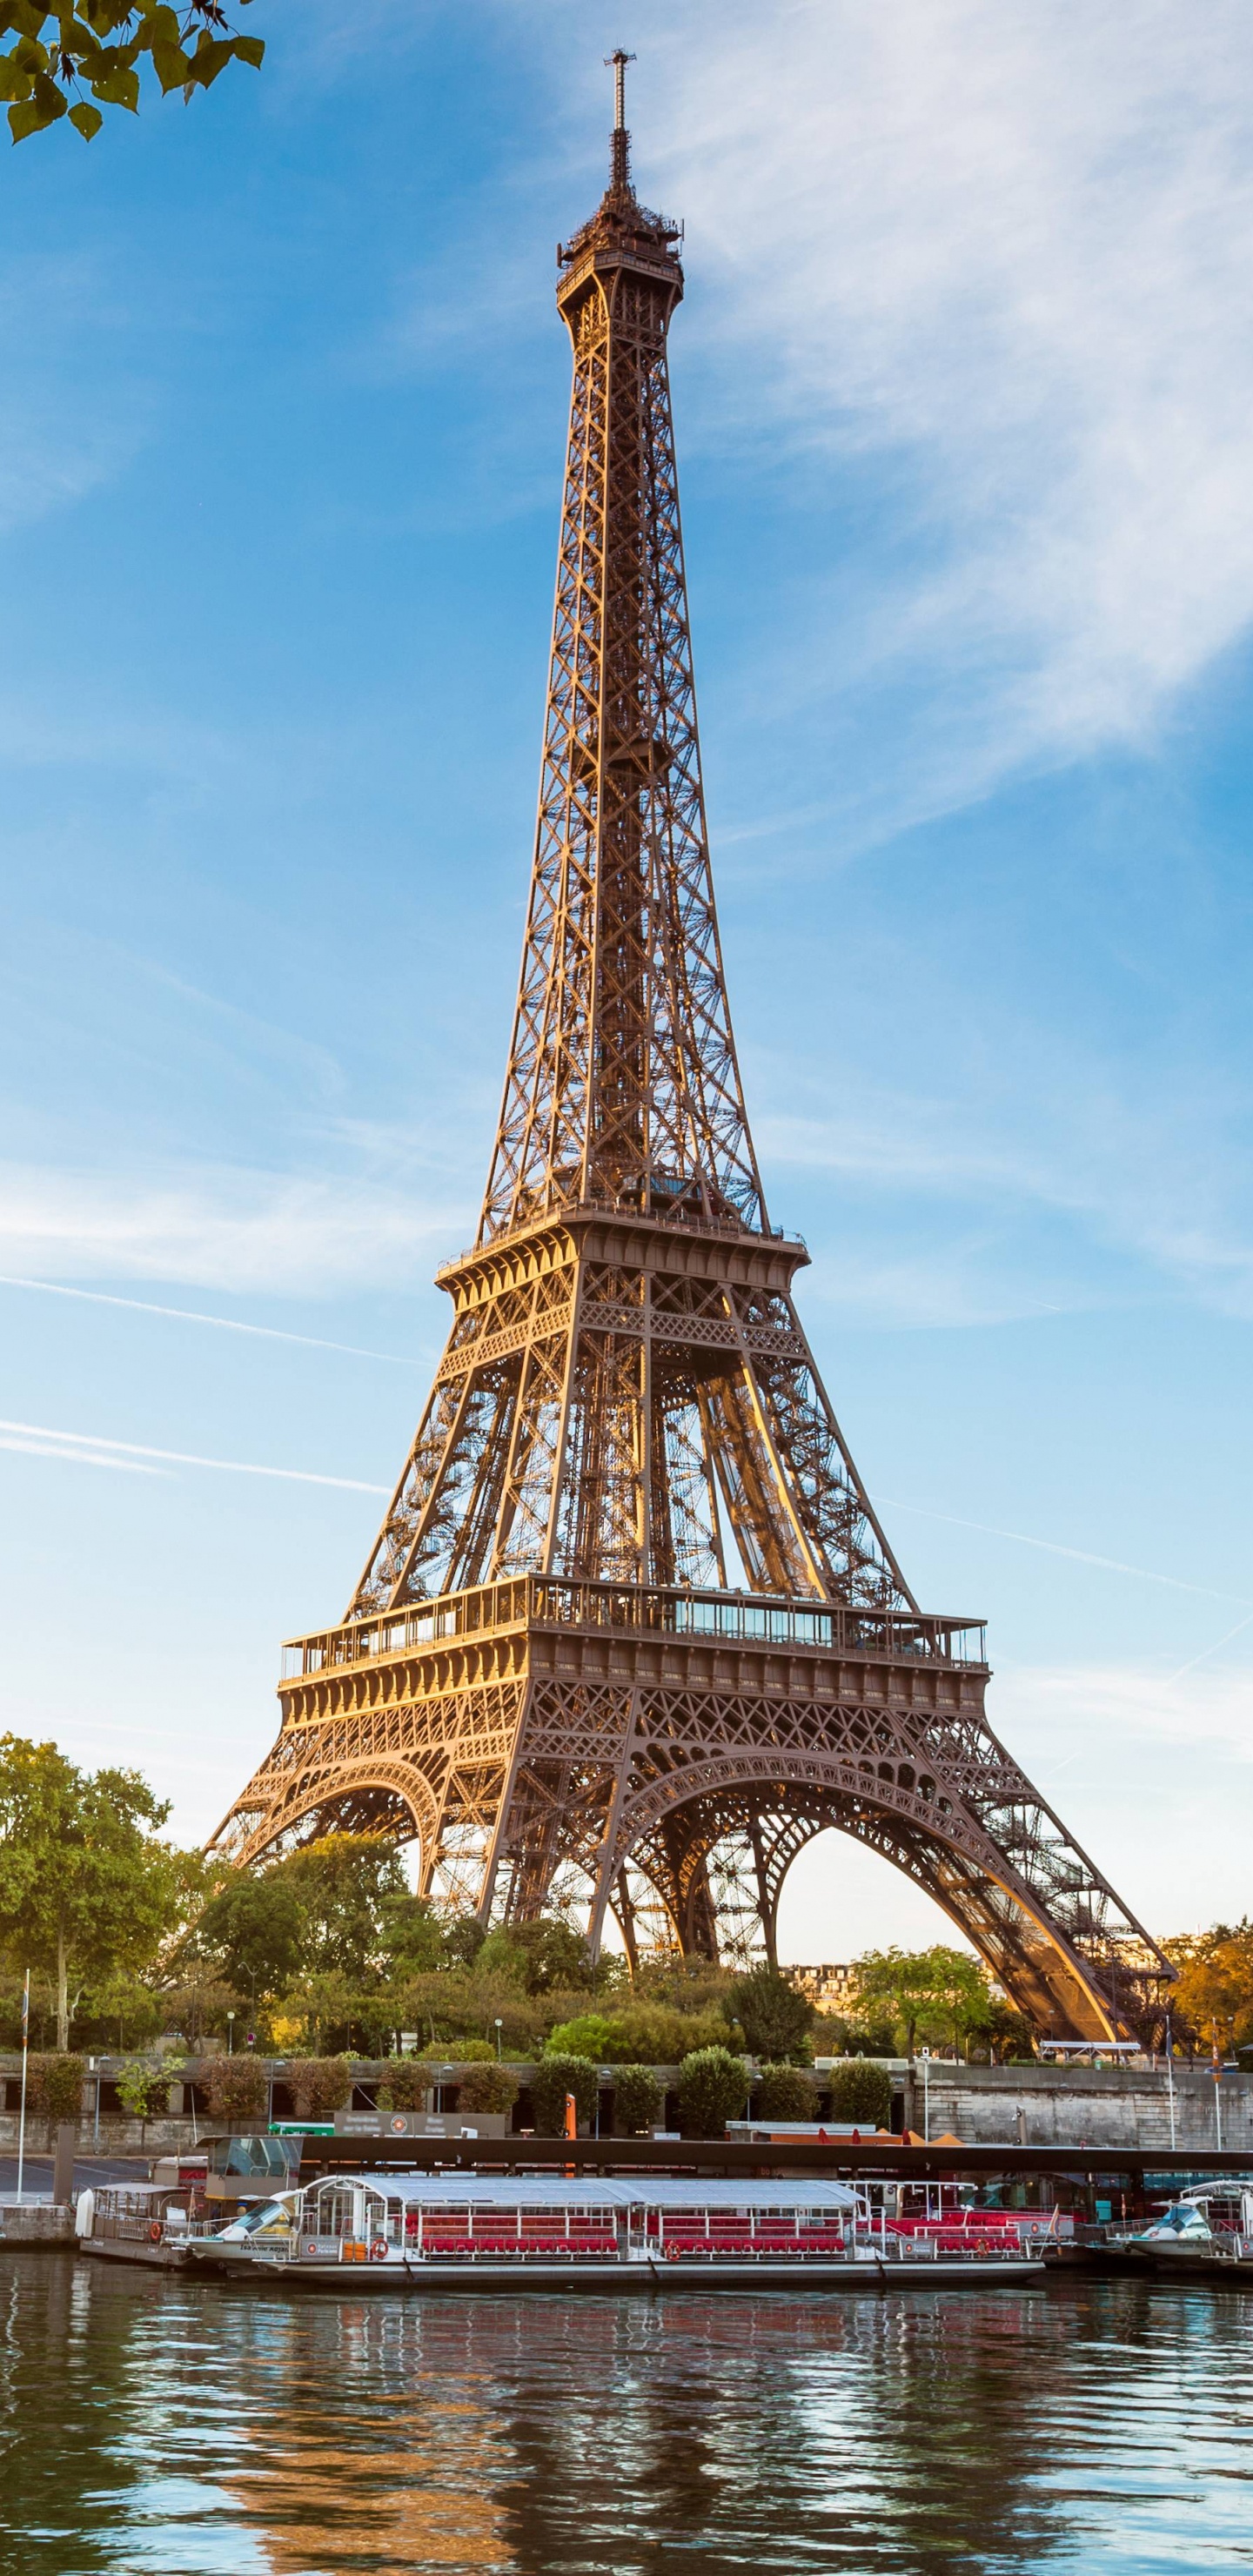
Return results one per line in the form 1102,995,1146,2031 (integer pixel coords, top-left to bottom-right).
234,2198,293,2236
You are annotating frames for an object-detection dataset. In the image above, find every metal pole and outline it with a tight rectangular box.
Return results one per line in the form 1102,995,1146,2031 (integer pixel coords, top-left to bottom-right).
1213,2024,1223,2153
921,2048,930,2144
16,1969,29,2204
1164,2011,1176,2152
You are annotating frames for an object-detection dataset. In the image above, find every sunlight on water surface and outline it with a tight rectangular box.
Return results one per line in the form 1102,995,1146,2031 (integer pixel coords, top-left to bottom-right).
2,2256,1251,2574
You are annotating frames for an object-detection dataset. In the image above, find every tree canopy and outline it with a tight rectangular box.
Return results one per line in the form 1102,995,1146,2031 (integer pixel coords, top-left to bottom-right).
852,1945,997,2057
0,1734,199,2046
1166,1922,1253,2054
0,2,263,144
726,1965,814,2063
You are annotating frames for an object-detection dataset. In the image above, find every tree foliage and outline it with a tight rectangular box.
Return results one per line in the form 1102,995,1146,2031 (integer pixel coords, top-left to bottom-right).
675,2045,749,2137
611,2063,662,2135
1166,1921,1253,2052
458,2062,518,2115
203,2052,267,2121
726,1967,814,2063
531,2053,599,2134
0,1735,199,2048
825,2060,893,2128
26,2050,84,2118
851,1946,994,2056
285,2054,352,2118
755,2062,818,2119
0,2,264,144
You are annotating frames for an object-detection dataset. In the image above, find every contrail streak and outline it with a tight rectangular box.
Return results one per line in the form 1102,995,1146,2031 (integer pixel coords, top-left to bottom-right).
874,1495,1253,1607
0,1418,390,1493
0,1274,419,1365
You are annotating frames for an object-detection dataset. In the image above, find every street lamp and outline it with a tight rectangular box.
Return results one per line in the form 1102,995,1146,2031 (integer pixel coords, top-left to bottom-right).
494,2018,503,2061
1164,2008,1176,2151
227,2012,235,2057
921,2047,931,2144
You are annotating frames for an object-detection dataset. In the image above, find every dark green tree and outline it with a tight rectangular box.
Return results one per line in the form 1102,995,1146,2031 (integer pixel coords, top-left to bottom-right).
188,1873,304,1996
611,2063,663,2136
0,1735,198,2047
531,2053,600,2134
755,2063,818,2119
726,1966,814,2063
825,2060,893,2127
853,1946,993,2056
276,1834,409,1985
675,2045,749,2137
0,2,264,144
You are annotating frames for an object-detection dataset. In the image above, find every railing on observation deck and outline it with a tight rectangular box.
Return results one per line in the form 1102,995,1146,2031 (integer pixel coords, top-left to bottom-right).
436,1194,807,1280
281,1577,987,1682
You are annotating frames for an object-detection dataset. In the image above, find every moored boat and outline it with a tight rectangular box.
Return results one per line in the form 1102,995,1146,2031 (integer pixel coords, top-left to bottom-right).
186,2171,1047,2291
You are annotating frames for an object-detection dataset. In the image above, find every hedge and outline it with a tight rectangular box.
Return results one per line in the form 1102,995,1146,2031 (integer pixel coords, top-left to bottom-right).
824,2061,893,2128
676,2047,749,2137
755,2063,818,2119
531,2054,600,2133
204,2056,269,2122
611,2064,662,2135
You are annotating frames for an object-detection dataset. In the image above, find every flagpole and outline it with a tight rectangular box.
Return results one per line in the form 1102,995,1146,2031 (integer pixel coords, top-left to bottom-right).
17,1969,30,2204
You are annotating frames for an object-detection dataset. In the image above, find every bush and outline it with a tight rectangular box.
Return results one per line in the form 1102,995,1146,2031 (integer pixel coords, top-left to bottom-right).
755,2063,818,2119
544,2013,618,2062
26,2053,85,2120
611,2063,662,2135
553,2002,732,2064
204,2056,269,2123
530,2054,600,2134
116,2056,178,2120
286,2056,352,2118
459,2063,519,2115
676,2046,749,2137
384,2059,432,2111
824,2061,892,2129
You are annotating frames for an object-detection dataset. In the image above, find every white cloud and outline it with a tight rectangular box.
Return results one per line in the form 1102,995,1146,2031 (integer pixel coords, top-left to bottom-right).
0,1161,466,1296
607,0,1253,806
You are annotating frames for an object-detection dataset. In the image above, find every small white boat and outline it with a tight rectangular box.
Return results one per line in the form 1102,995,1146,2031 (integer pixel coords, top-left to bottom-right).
186,2171,1047,2292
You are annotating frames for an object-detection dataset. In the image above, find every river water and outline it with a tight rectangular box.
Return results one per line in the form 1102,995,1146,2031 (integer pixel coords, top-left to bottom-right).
2,2253,1251,2574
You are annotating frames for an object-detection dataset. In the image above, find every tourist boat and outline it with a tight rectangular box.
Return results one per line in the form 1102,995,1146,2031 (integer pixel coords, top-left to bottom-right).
76,2177,198,2270
185,2171,1048,2291
1122,2187,1253,2280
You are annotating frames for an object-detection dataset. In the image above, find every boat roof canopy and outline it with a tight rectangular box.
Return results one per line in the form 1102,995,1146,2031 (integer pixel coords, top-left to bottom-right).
306,2173,857,2211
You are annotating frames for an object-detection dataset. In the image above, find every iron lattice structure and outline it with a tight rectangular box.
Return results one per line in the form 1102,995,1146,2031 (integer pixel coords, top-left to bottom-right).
212,85,1173,2040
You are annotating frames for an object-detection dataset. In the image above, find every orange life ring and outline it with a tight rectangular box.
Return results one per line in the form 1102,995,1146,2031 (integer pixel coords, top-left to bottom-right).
370,2238,389,2261
665,2243,682,2262
975,2235,990,2257
148,2222,163,2244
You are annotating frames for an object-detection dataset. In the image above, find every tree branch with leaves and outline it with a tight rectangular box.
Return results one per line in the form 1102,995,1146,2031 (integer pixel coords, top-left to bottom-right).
0,1,263,143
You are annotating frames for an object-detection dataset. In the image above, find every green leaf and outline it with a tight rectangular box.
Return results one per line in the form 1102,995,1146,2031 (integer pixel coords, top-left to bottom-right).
231,32,263,64
183,31,232,87
89,60,137,105
68,96,101,135
8,88,55,135
150,36,187,89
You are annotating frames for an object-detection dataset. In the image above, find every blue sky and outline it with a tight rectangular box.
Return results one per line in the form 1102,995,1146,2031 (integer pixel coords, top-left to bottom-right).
3,0,1251,1960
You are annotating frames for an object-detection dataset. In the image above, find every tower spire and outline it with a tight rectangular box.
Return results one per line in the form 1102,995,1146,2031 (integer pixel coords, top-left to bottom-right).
606,45,635,192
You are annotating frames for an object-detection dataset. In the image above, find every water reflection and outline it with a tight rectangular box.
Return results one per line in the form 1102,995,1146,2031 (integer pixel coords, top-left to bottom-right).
0,2257,1251,2573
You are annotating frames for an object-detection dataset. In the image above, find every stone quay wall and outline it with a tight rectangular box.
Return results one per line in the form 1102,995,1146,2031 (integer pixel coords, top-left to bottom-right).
902,2061,1252,2153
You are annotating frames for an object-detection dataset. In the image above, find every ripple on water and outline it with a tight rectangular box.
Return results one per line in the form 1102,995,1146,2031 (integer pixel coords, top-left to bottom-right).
1,2257,1251,2574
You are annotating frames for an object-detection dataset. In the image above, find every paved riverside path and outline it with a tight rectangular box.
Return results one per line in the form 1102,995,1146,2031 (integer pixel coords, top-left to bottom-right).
0,2151,149,2200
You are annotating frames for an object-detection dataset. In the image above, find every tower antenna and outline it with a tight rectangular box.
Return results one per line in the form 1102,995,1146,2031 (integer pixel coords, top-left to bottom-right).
605,46,635,190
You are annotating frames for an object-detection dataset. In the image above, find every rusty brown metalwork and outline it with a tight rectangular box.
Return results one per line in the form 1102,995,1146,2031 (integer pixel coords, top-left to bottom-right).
211,74,1173,2041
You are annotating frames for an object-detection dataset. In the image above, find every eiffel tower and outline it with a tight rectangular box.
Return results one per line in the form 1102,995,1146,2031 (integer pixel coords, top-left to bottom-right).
212,61,1172,2041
